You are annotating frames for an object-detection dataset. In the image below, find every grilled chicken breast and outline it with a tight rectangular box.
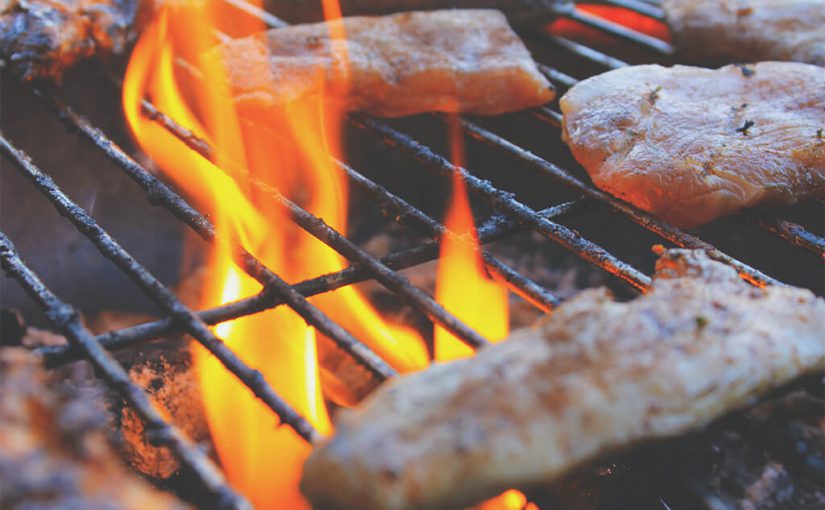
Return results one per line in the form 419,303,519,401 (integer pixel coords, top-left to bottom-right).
213,9,554,117
663,0,825,66
301,249,825,510
0,0,137,80
560,62,825,228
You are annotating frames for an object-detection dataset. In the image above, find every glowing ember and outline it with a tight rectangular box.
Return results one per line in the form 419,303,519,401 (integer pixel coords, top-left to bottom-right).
548,5,670,43
123,0,425,507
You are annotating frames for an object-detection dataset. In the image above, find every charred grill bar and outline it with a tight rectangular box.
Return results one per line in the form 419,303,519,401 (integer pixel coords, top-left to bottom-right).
0,134,322,442
0,232,249,509
40,199,584,366
1,0,823,508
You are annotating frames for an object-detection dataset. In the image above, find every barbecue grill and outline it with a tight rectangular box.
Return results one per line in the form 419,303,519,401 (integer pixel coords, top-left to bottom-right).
1,0,823,508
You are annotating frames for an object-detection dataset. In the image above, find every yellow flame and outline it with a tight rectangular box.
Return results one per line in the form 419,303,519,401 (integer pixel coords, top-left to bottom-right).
434,117,535,510
434,116,509,361
123,1,426,508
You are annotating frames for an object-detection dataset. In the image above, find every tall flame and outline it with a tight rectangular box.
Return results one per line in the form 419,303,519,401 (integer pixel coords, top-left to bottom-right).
434,116,509,361
435,117,536,510
123,0,426,507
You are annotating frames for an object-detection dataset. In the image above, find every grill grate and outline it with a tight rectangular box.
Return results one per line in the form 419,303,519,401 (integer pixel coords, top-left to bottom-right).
1,1,823,508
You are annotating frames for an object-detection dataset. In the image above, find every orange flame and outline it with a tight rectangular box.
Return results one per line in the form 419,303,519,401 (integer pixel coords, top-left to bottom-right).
123,0,426,507
434,116,509,361
434,118,534,510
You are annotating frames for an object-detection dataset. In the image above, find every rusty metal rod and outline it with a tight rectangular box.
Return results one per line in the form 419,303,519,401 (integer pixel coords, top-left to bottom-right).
338,160,561,311
0,231,250,510
751,215,825,257
563,6,674,55
457,118,782,287
536,63,579,89
139,90,558,313
35,87,397,384
351,114,652,291
0,133,321,446
594,0,666,20
140,113,491,350
40,201,586,366
537,32,630,68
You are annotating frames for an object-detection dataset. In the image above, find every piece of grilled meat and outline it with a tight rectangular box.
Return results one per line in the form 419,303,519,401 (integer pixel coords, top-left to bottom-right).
301,249,825,510
560,62,825,228
0,348,189,509
663,0,825,66
212,9,554,118
0,0,137,80
266,0,570,25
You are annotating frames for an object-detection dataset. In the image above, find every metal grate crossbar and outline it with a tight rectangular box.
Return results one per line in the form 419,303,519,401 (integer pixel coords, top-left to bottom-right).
1,1,823,508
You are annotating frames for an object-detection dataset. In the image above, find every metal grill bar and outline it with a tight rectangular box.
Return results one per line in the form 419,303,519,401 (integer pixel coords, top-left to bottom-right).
752,215,825,257
0,134,321,446
35,88,396,383
596,0,666,20
134,100,492,351
0,232,250,510
537,63,579,88
539,32,630,67
560,5,674,54
351,115,653,291
140,95,559,313
255,172,494,349
338,160,561,311
459,119,781,287
40,201,585,366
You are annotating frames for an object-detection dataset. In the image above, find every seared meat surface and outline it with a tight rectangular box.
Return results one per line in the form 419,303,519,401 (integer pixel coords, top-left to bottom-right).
214,9,554,117
0,348,188,509
663,0,825,66
0,0,137,80
560,62,825,228
267,0,570,25
301,249,825,510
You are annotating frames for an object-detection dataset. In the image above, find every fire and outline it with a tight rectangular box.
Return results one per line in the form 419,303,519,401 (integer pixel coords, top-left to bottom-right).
435,118,534,510
434,116,509,361
123,0,426,507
